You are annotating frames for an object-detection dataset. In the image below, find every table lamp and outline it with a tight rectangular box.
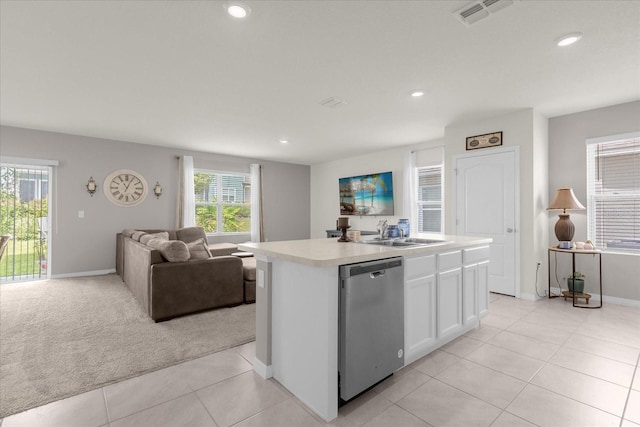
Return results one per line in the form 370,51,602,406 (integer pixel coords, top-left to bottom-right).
547,188,585,248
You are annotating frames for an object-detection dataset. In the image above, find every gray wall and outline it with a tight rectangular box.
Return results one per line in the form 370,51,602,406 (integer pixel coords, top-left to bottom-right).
0,125,310,277
548,101,640,302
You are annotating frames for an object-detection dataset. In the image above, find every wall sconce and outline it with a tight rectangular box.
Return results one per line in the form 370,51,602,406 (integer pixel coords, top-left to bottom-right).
86,176,97,196
153,181,163,199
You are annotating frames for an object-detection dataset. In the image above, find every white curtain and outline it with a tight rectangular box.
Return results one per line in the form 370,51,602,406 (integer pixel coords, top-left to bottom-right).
403,150,417,235
250,164,264,242
176,155,196,228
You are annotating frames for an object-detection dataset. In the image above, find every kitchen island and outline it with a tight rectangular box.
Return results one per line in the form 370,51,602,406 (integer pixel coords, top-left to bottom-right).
238,234,491,422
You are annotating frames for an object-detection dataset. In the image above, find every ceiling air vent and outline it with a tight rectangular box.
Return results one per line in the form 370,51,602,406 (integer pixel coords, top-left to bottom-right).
319,97,347,109
454,0,515,26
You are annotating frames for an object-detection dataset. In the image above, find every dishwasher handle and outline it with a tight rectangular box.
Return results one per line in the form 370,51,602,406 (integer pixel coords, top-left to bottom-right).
340,257,403,278
370,270,386,279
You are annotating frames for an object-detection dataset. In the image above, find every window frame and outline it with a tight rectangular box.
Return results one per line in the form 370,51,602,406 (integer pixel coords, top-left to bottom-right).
415,164,444,234
586,131,640,252
194,169,251,236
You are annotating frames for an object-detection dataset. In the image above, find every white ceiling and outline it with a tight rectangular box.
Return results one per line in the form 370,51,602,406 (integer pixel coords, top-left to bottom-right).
1,1,639,165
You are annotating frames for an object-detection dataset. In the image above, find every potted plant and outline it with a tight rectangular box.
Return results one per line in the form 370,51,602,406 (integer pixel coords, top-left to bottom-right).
567,271,585,293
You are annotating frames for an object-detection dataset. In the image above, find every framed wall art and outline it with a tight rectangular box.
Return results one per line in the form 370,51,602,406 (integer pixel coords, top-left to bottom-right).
466,131,503,150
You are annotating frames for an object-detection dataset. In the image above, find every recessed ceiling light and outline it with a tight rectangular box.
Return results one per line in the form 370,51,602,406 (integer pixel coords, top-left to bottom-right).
279,139,288,144
224,2,251,19
556,32,582,47
410,90,425,97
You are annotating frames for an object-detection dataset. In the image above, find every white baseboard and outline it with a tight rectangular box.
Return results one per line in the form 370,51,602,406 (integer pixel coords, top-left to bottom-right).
51,269,116,279
595,294,640,308
518,293,537,301
253,357,273,379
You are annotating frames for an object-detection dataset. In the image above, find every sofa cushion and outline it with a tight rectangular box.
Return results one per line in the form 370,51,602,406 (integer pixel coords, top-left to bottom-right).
176,227,207,244
140,232,170,245
147,238,190,262
241,257,256,281
187,238,212,260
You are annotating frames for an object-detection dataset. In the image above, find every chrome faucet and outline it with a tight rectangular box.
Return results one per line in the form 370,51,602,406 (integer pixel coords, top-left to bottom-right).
376,219,388,239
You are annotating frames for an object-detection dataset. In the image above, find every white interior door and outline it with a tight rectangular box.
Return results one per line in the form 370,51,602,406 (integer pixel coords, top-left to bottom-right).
455,149,517,296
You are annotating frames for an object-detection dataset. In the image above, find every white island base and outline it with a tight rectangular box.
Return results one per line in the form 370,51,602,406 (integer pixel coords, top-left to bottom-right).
240,235,491,422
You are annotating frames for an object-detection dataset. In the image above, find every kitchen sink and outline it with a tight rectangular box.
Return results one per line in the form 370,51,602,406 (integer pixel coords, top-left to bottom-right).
358,238,449,247
402,238,449,245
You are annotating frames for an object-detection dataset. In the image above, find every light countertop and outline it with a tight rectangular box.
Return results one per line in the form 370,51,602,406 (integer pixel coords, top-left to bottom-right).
238,234,492,267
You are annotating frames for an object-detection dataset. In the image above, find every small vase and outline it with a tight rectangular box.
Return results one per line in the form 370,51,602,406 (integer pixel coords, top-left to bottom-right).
398,219,410,238
387,225,400,238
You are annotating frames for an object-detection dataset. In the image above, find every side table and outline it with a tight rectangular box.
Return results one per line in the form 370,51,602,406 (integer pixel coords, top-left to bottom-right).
548,246,603,309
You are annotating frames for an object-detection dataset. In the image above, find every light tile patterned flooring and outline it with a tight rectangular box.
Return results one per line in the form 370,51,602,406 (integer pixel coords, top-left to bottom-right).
2,293,639,427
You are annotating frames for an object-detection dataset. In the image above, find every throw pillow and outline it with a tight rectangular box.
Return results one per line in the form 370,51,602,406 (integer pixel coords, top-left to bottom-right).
146,238,190,262
140,232,170,245
187,238,212,260
122,229,136,238
131,231,147,241
176,227,207,244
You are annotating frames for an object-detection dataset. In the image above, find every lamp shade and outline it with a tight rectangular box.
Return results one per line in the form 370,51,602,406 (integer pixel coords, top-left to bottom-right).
547,188,585,213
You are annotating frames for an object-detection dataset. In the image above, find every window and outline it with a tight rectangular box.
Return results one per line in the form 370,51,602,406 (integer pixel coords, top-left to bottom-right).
416,165,443,233
194,170,251,234
586,132,640,250
222,188,236,203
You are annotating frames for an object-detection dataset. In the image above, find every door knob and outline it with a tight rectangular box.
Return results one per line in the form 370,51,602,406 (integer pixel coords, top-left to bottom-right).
507,228,514,233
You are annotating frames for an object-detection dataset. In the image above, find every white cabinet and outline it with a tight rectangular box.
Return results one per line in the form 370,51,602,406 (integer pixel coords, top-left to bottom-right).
462,264,479,326
404,245,490,365
478,260,490,318
437,266,463,339
436,250,463,340
463,246,491,321
404,255,436,364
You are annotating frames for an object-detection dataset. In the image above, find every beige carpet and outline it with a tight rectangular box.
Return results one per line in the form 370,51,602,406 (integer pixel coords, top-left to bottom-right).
0,274,255,418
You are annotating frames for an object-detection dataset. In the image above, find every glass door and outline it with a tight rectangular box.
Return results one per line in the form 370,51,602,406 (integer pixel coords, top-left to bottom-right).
0,163,51,282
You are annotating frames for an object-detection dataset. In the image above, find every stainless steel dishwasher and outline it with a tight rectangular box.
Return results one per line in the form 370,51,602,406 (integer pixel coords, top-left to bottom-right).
339,257,404,402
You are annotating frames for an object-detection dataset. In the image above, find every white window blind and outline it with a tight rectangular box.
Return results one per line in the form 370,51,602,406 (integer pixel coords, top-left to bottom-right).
416,165,443,233
586,133,640,250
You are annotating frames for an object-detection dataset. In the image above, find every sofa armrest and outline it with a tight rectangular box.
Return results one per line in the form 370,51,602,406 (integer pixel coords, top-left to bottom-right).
208,243,238,257
116,233,124,277
122,237,164,314
149,256,244,321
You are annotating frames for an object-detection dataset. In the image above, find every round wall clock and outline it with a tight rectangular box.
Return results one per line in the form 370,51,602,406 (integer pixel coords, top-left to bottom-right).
103,169,148,207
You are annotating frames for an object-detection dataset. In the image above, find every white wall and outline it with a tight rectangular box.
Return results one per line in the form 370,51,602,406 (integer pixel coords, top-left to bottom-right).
548,101,640,304
532,110,550,297
310,141,443,238
1,125,310,276
444,109,548,299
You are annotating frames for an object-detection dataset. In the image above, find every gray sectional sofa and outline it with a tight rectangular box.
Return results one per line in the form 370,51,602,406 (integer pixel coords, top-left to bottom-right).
116,227,255,322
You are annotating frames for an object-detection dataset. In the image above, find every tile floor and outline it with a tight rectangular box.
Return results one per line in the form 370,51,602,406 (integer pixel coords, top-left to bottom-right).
2,294,639,427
